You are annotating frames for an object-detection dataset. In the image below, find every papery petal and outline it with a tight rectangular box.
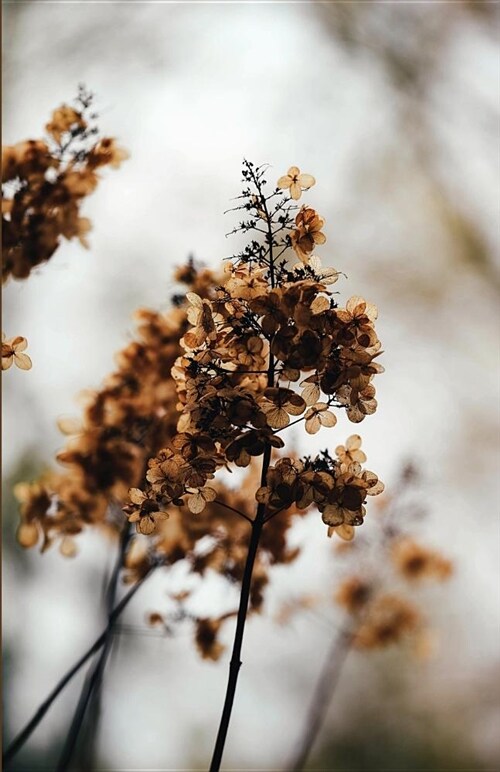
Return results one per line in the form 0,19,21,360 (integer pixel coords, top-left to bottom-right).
277,175,292,189
305,415,320,434
14,352,32,370
335,524,355,541
12,336,27,351
319,410,337,428
60,537,77,558
346,434,362,451
265,406,290,430
346,296,366,315
364,302,378,321
301,382,320,406
17,522,39,548
57,416,82,436
188,491,207,514
129,488,146,505
186,292,204,309
298,173,315,189
138,517,156,535
310,295,330,314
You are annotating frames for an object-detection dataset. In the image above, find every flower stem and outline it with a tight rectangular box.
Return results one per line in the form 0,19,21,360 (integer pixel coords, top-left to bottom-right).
3,566,153,767
209,445,271,772
287,628,353,771
209,160,278,771
54,524,132,772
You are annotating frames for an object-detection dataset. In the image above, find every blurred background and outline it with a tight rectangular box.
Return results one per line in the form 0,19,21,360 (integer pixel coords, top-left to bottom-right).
2,1,500,770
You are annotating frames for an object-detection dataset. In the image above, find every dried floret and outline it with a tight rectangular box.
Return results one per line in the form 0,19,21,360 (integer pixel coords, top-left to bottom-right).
291,206,326,262
277,166,316,201
2,334,32,371
304,403,337,434
354,594,421,649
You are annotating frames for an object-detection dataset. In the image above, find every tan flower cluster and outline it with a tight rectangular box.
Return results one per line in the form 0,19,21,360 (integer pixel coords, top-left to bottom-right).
16,161,384,668
353,593,422,649
131,165,384,539
256,436,383,540
2,88,128,282
14,262,218,554
391,537,453,581
2,334,32,370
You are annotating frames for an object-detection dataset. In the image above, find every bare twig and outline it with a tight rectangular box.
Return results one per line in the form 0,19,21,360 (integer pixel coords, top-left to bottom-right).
3,565,153,767
287,628,353,771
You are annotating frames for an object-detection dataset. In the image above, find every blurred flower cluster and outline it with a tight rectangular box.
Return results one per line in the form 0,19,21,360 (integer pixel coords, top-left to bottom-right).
281,464,453,657
2,85,127,283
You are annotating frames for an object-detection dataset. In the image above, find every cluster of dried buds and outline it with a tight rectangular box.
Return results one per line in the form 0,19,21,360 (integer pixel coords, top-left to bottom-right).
2,86,128,283
15,262,222,552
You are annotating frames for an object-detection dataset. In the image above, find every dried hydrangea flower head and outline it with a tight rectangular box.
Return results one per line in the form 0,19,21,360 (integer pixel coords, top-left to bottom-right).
120,160,386,770
15,261,228,553
2,334,32,371
129,161,384,543
2,85,128,283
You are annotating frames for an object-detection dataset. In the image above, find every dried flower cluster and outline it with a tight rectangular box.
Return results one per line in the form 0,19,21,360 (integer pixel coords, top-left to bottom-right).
126,161,384,544
2,86,128,283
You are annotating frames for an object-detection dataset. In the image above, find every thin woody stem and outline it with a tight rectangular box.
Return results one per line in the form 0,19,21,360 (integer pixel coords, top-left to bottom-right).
287,628,353,771
3,567,154,767
208,449,271,772
209,174,276,771
214,499,253,524
55,524,133,772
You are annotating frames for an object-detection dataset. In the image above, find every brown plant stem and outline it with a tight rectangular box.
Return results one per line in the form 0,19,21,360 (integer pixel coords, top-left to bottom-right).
3,566,153,767
287,628,353,772
208,446,271,772
209,160,277,771
55,524,133,772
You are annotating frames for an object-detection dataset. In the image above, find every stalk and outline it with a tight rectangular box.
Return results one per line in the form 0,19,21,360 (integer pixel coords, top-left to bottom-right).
55,525,132,771
3,567,152,767
208,447,271,772
209,168,276,771
287,629,352,771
